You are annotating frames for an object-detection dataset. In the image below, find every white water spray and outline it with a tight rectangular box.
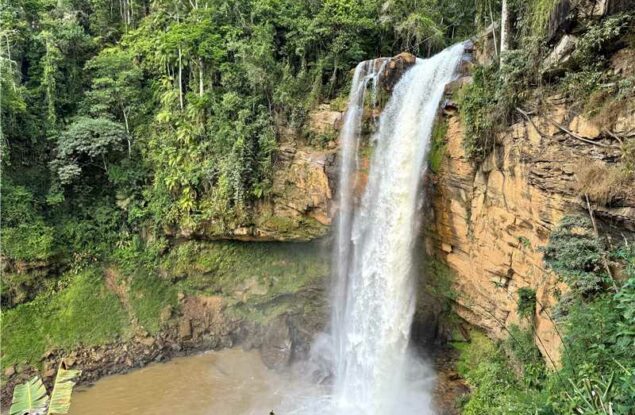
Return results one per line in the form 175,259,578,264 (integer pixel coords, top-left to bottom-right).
329,43,464,415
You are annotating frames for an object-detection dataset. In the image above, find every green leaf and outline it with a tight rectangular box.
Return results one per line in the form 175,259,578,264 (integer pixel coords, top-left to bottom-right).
10,376,49,415
47,367,81,414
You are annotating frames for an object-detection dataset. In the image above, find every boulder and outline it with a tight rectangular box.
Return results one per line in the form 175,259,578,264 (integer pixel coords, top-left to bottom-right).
308,105,342,135
569,115,601,138
3,365,15,377
139,336,155,347
576,0,610,18
178,319,192,341
614,110,635,135
260,315,293,370
543,35,577,74
380,52,417,91
611,47,635,78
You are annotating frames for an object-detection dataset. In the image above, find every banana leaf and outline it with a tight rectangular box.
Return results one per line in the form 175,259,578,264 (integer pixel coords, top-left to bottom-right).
47,367,81,415
9,376,49,415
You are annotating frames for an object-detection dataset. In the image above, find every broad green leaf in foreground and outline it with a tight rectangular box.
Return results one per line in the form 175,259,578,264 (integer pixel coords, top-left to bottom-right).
47,367,81,415
10,376,49,415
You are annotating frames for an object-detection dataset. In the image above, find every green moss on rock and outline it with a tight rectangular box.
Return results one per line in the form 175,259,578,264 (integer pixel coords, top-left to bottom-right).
1,269,129,367
256,215,329,240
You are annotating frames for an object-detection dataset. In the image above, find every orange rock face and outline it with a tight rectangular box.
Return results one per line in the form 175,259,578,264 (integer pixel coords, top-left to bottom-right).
426,98,634,366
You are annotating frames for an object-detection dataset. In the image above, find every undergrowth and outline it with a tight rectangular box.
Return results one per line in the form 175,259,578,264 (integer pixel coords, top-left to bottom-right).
457,216,635,414
1,269,129,367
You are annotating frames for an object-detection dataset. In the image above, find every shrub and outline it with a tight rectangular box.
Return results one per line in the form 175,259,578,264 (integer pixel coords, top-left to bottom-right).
542,215,607,295
572,14,632,68
517,287,537,320
1,181,56,261
453,330,545,414
2,223,55,261
458,66,497,162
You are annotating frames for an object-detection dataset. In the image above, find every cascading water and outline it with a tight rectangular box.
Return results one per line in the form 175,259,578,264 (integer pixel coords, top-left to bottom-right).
267,43,465,415
329,43,465,415
331,57,388,369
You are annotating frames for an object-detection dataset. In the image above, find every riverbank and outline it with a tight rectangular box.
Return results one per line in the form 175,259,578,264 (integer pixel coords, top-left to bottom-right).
1,240,330,408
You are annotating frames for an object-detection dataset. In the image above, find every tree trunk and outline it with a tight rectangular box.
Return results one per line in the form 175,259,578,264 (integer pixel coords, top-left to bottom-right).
198,58,204,96
488,0,499,58
178,47,184,110
500,0,511,54
122,107,131,156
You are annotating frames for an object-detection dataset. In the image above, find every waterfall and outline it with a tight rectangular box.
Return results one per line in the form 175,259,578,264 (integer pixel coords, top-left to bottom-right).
330,43,465,415
332,57,388,370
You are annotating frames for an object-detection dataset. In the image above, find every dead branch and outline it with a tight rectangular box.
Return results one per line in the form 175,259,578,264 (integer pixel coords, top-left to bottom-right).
549,118,612,148
515,107,547,138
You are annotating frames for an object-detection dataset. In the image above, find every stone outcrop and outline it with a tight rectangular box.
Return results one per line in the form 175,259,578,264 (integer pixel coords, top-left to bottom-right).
543,34,578,73
190,108,340,242
425,92,634,364
379,52,417,91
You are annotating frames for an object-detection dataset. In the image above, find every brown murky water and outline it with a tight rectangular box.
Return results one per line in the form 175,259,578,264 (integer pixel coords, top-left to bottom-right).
69,349,288,415
67,348,464,415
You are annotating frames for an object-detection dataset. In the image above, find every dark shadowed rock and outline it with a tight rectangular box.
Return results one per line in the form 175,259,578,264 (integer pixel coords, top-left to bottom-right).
380,52,417,92
260,315,293,370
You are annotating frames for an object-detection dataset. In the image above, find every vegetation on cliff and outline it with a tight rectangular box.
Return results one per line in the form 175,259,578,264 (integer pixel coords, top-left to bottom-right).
458,4,634,167
455,216,635,414
449,2,635,412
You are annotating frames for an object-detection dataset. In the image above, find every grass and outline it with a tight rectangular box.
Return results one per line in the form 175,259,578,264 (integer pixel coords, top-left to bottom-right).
575,161,634,207
1,269,129,367
128,270,178,334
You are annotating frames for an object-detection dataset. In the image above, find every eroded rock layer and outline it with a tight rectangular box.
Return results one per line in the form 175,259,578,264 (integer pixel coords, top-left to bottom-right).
426,96,634,363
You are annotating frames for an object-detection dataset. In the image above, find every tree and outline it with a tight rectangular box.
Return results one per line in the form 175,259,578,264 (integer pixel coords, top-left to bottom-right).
83,48,144,154
380,0,445,56
51,117,127,185
500,0,510,53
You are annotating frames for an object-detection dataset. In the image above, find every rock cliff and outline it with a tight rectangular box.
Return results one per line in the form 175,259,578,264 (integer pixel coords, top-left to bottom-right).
425,90,634,364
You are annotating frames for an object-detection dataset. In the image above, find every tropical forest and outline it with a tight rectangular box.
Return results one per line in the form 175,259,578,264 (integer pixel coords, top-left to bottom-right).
1,0,634,413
